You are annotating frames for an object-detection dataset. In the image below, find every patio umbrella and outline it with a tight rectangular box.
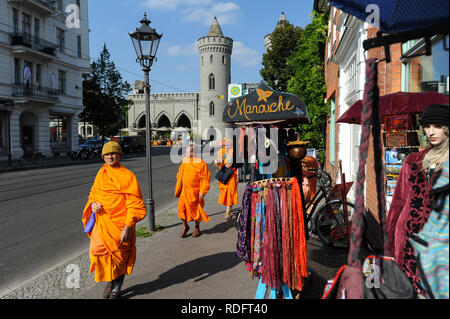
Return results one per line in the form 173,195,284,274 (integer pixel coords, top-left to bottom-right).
337,91,449,124
329,0,448,34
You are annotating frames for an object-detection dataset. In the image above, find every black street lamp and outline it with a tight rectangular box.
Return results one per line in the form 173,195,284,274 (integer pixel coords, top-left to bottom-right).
129,13,162,232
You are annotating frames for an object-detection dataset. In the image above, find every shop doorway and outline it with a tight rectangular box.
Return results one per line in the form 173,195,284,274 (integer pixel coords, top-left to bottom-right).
21,125,34,154
19,111,37,154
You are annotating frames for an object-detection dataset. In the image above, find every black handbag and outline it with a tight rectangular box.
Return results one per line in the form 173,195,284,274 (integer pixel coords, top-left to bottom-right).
215,165,234,184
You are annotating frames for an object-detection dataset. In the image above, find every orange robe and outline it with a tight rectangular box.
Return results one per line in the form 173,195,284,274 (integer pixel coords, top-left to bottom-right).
82,164,146,282
216,147,238,206
175,157,211,223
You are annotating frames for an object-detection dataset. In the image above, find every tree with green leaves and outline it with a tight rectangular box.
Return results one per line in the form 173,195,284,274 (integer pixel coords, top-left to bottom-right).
81,44,132,139
287,11,329,162
260,22,303,92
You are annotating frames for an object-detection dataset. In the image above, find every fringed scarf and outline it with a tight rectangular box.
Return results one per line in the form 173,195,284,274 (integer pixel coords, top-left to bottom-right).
262,182,280,289
290,177,308,291
273,182,284,283
280,181,292,288
253,186,265,272
247,185,259,276
236,183,253,262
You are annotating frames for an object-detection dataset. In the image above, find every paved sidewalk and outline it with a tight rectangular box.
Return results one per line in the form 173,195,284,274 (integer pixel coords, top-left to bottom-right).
1,173,347,299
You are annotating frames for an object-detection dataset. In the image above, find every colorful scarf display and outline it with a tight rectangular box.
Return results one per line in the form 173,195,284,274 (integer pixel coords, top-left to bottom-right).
236,177,308,291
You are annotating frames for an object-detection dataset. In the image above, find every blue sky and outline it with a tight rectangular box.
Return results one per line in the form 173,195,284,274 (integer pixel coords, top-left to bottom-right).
88,0,316,93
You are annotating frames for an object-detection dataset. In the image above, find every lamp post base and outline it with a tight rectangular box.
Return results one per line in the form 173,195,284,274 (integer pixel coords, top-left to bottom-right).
144,198,155,231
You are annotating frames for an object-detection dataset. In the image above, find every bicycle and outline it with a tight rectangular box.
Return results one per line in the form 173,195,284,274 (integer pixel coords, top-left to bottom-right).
305,167,355,248
18,149,44,165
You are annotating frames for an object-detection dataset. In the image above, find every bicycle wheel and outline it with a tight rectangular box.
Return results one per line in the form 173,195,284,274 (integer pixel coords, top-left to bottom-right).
314,200,355,248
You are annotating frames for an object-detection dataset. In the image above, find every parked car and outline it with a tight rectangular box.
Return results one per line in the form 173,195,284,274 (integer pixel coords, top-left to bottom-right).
120,135,146,153
71,138,109,160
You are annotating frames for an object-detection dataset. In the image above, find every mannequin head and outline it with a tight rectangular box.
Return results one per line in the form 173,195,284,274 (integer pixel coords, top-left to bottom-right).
420,104,449,172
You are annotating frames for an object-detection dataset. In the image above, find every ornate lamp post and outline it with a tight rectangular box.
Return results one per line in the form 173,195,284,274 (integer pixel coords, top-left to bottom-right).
129,13,162,231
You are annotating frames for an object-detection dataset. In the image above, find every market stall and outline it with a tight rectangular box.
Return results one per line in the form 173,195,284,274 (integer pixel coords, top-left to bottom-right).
224,81,317,299
337,91,449,209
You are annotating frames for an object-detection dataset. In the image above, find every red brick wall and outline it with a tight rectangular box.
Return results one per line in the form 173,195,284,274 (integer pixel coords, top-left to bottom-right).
324,8,340,181
365,28,402,221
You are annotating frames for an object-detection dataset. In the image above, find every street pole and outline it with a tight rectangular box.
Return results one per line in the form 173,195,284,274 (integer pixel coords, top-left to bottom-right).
143,66,155,231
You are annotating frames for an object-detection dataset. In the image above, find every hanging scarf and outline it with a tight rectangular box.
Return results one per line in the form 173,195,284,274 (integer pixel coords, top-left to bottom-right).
236,183,253,262
247,185,259,276
261,182,280,289
253,186,264,272
286,183,297,290
289,177,308,291
280,181,292,288
273,182,284,282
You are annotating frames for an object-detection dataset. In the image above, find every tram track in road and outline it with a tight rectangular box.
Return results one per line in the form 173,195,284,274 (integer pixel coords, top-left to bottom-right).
0,156,178,204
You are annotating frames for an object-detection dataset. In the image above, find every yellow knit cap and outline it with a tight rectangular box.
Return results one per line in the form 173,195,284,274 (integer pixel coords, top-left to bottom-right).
101,141,123,157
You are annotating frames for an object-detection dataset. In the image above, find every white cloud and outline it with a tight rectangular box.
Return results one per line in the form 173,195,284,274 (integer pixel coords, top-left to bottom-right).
165,41,198,56
141,0,212,11
182,2,242,26
232,41,260,67
140,0,241,26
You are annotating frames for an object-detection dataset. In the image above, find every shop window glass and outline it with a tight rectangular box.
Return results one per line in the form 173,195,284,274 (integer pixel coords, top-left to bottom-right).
50,115,68,146
404,35,449,94
0,115,4,151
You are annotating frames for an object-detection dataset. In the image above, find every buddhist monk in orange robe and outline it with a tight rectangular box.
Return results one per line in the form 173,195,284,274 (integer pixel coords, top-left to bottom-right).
175,144,210,238
82,141,146,299
216,138,238,219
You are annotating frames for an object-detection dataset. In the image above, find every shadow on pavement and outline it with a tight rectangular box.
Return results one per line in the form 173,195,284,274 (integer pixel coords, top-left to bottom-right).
121,251,240,299
202,219,237,235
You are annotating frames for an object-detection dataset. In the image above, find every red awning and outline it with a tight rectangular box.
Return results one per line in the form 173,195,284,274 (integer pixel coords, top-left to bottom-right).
337,91,449,124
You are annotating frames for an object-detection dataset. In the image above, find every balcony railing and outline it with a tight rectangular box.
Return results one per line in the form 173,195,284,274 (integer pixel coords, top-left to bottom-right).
8,0,57,13
11,84,60,102
33,0,57,10
10,32,57,56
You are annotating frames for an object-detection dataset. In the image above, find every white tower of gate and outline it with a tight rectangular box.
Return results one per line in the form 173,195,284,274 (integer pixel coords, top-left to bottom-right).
198,17,233,141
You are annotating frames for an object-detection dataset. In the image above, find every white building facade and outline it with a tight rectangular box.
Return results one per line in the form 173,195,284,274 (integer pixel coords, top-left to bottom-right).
126,17,233,142
331,13,368,197
0,0,90,161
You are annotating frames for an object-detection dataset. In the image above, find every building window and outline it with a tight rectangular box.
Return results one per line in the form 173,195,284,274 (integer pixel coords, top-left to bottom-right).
201,56,204,65
36,64,41,87
34,18,40,37
208,73,215,90
58,70,66,94
50,114,68,147
402,35,449,93
24,60,32,87
57,28,65,52
12,8,19,33
14,58,21,85
22,13,31,35
329,98,336,165
0,114,5,151
209,102,215,116
222,55,225,64
210,55,213,63
56,0,63,11
77,35,82,58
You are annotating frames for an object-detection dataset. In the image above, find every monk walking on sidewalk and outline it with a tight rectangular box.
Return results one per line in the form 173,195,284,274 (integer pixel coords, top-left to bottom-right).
175,144,211,238
216,137,238,219
82,141,146,299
